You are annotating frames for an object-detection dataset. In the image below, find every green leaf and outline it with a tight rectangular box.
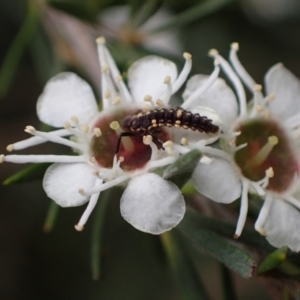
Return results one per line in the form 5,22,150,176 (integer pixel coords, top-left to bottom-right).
178,210,256,278
43,201,60,233
258,246,288,274
90,189,111,280
184,210,275,252
0,0,40,98
3,163,51,185
162,149,201,188
160,231,211,300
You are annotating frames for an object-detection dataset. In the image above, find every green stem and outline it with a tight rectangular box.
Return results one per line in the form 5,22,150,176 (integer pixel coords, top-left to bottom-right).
90,189,111,280
43,201,60,233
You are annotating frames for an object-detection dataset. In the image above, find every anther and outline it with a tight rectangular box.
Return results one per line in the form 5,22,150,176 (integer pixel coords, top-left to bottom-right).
89,157,96,164
82,125,89,134
96,36,106,44
118,156,124,163
143,135,153,145
104,90,111,99
144,95,152,102
6,144,13,152
214,59,220,66
71,116,79,124
156,99,163,108
164,76,171,84
255,105,264,112
266,167,274,178
115,75,122,82
101,65,109,73
112,96,121,105
25,126,35,134
253,84,262,92
181,137,188,146
208,49,219,57
0,155,4,163
74,224,84,231
257,228,266,236
78,188,84,195
231,42,239,51
163,141,174,156
268,93,275,102
110,121,120,131
64,121,71,129
93,128,102,137
183,52,192,60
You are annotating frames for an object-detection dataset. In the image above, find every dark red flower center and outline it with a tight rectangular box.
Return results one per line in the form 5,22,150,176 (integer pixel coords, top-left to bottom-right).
91,107,169,171
234,119,299,193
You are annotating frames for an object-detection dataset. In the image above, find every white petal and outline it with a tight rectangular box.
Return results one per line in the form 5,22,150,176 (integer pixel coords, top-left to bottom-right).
263,199,300,252
120,173,185,234
183,75,238,125
192,157,241,203
128,56,177,104
43,163,97,207
37,72,98,127
141,9,182,56
265,63,300,120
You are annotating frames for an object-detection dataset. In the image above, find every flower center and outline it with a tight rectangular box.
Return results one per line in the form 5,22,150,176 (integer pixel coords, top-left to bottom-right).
91,107,170,171
234,119,299,193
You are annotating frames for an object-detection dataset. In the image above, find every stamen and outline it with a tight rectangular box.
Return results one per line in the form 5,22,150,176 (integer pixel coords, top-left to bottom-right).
89,157,96,164
110,121,134,152
163,141,174,156
75,178,103,231
234,178,249,239
229,43,257,92
3,154,85,163
181,137,188,146
93,128,102,137
144,95,155,108
0,155,4,163
161,76,172,104
143,135,153,145
96,36,106,45
235,143,247,152
25,127,84,152
104,90,111,99
64,121,71,129
250,136,278,167
6,144,13,152
171,52,192,94
209,48,247,116
82,125,89,134
182,60,220,109
71,116,79,125
156,99,164,108
25,126,35,134
254,193,273,236
112,96,121,105
6,129,71,151
80,174,129,196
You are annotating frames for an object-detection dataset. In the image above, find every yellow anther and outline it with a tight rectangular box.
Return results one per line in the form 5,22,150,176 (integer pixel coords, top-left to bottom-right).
183,52,192,60
231,42,239,50
96,36,106,44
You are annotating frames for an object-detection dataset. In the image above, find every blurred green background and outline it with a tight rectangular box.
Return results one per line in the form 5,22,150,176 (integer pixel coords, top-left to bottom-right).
1,0,300,299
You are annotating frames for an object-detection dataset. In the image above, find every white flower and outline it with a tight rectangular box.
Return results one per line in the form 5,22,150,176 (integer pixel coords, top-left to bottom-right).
1,37,221,235
99,5,182,57
185,43,300,251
